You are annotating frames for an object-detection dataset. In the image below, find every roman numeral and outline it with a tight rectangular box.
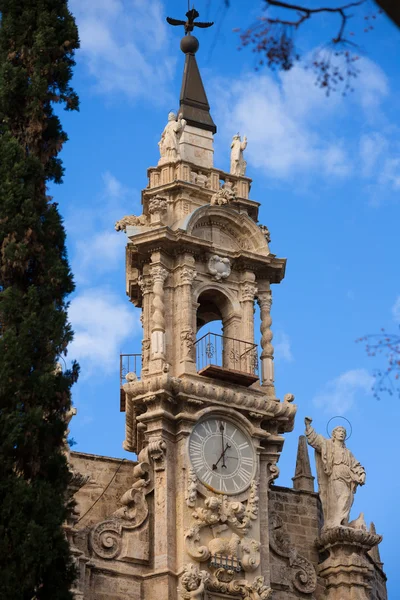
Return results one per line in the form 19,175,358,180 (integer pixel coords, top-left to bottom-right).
200,421,214,435
238,442,249,451
190,440,202,454
202,470,214,486
241,456,253,467
237,466,250,484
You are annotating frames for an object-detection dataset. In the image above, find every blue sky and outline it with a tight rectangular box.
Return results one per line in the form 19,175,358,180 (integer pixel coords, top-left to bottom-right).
58,0,400,594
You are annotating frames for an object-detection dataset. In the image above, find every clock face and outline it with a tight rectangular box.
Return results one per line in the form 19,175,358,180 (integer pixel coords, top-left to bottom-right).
188,417,255,495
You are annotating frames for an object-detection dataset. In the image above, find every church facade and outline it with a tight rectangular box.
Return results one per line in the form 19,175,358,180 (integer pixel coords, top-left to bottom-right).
68,24,387,600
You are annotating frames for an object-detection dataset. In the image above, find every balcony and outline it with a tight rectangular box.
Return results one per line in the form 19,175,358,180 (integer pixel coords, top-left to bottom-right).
119,353,141,411
194,332,259,387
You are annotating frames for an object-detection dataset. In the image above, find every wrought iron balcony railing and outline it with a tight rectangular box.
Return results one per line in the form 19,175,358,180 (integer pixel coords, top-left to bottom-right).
194,332,259,386
119,353,141,411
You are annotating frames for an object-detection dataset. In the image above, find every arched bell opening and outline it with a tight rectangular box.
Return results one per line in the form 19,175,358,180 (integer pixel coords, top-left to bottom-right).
194,288,258,387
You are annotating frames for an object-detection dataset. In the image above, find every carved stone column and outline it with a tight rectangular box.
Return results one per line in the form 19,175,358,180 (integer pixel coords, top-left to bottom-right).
257,291,275,395
138,275,152,378
317,527,382,600
150,265,169,369
240,279,257,374
178,263,197,374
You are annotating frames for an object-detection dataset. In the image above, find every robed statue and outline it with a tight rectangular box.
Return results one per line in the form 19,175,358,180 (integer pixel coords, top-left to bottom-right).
158,111,186,163
305,417,366,529
230,134,247,176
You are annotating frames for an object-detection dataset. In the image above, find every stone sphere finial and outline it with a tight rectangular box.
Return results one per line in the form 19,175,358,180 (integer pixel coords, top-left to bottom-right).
180,34,199,54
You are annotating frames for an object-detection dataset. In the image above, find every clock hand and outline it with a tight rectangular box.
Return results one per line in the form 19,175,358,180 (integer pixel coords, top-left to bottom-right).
212,442,231,470
220,422,226,468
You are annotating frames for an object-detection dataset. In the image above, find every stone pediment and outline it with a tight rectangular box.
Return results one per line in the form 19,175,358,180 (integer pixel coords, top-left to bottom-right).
175,205,270,257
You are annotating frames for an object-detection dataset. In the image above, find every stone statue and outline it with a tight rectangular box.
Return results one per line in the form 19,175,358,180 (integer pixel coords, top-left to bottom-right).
230,133,247,176
158,111,187,162
179,563,209,600
305,417,366,529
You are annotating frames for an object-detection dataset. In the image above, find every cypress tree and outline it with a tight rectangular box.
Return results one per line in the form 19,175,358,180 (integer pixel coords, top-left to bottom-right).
0,1,80,598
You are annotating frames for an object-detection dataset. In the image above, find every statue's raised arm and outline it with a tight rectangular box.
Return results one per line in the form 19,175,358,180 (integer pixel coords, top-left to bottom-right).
305,416,366,530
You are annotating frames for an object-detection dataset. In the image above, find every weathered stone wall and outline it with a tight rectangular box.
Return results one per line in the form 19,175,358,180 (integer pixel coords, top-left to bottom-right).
269,485,325,599
70,451,137,528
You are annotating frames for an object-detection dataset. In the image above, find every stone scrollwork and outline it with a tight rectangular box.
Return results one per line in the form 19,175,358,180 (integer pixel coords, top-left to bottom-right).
267,463,280,486
89,444,156,560
181,328,195,358
269,513,317,595
208,255,231,281
147,438,167,471
184,480,261,574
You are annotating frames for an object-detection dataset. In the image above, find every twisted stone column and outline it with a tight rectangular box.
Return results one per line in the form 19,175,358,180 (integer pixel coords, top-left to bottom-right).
258,291,275,393
150,265,168,359
179,266,197,368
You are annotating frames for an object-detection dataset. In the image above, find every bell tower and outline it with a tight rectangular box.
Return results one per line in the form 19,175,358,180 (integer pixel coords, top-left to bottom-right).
113,26,296,600
69,14,388,600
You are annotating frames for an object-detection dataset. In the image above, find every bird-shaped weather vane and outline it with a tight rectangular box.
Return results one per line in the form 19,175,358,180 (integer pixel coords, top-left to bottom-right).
166,7,214,35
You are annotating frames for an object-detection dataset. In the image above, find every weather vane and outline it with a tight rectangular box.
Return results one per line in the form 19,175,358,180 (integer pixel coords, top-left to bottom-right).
166,7,214,35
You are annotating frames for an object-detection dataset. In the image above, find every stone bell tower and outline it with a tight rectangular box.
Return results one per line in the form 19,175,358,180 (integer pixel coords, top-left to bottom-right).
69,18,387,600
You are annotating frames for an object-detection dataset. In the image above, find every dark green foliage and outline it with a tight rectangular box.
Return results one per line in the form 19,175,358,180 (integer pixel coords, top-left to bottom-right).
0,1,80,598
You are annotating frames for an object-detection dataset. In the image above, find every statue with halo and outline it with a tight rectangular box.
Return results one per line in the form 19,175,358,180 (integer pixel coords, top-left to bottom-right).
305,417,366,529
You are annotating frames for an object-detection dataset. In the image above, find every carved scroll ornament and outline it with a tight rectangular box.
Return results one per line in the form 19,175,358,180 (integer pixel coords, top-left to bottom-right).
269,513,317,595
89,442,164,560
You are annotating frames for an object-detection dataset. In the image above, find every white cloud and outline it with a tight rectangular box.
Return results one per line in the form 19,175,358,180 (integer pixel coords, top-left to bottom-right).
313,369,373,414
359,132,388,176
68,288,139,374
275,332,293,362
73,231,125,285
70,0,175,101
392,296,400,323
212,68,350,179
68,171,140,283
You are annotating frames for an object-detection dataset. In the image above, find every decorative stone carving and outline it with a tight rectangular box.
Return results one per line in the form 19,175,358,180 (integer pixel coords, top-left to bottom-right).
208,573,272,599
90,445,152,560
191,171,209,188
317,525,382,600
150,265,169,357
181,328,195,358
305,416,366,529
269,513,317,595
186,468,198,508
257,292,274,390
241,283,258,303
115,214,148,231
125,371,138,383
148,195,168,214
179,563,209,600
230,134,247,177
258,224,271,244
147,438,167,471
184,480,260,573
158,111,186,163
267,463,280,485
208,255,231,281
210,184,236,206
180,266,196,284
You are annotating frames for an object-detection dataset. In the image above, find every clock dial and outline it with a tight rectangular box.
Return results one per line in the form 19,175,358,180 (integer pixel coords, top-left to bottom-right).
188,417,255,495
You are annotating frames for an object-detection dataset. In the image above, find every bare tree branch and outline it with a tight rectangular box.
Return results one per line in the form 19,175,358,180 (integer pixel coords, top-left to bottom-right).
357,329,400,399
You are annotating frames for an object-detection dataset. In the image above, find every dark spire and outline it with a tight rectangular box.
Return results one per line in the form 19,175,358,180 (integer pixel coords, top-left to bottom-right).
166,9,216,133
292,435,315,493
178,36,217,134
